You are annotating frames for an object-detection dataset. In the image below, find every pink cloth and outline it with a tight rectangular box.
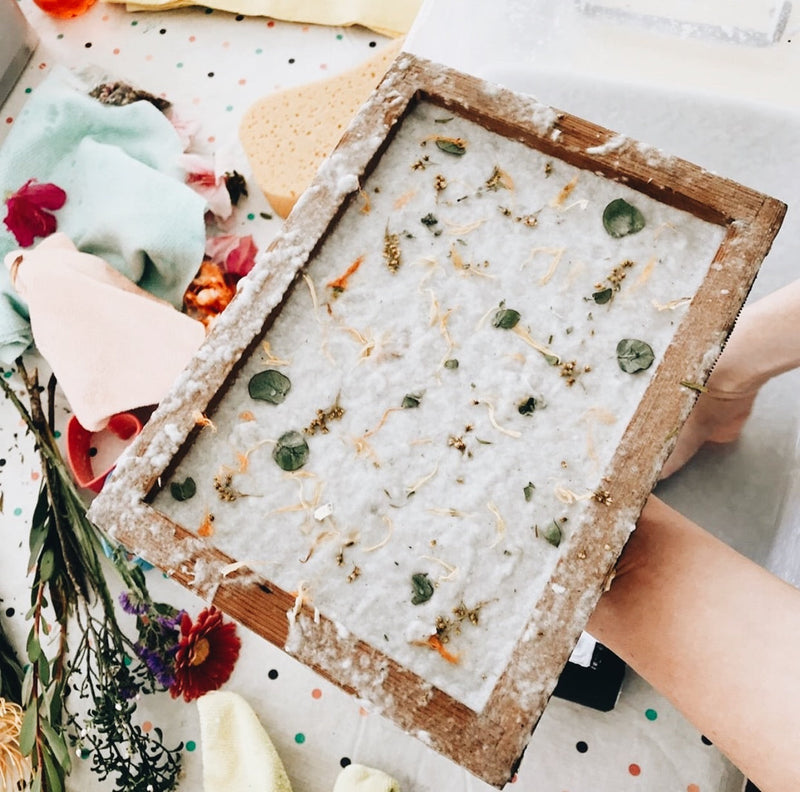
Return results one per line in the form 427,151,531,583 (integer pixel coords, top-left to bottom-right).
5,233,205,430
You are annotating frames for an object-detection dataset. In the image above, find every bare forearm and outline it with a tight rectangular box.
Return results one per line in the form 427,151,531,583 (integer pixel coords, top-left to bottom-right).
588,496,800,792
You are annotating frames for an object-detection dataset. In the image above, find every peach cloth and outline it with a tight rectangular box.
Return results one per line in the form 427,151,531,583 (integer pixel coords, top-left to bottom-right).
5,233,205,431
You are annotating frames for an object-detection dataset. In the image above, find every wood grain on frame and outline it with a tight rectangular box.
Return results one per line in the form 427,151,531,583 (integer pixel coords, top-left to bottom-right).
90,54,786,787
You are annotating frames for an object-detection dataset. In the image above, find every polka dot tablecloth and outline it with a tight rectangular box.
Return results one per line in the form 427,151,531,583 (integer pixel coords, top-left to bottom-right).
0,3,746,791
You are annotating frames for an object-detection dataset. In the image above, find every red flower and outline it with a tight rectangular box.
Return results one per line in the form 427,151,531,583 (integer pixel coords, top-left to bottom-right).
169,607,241,702
205,233,258,278
3,179,67,247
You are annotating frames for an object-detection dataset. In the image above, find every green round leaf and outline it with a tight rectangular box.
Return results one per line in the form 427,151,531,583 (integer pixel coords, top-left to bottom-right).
542,521,562,548
616,338,655,374
435,139,466,156
592,287,614,305
170,476,196,502
443,358,459,369
602,198,646,238
523,482,535,502
411,572,434,605
492,307,521,329
401,394,422,409
273,430,309,471
249,369,292,404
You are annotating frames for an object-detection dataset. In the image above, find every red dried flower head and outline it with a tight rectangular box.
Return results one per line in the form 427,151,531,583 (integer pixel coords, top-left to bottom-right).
169,607,241,702
3,179,67,247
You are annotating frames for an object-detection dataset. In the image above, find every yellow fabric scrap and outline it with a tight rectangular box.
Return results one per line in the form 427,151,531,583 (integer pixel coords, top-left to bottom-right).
197,691,294,792
104,0,422,37
333,763,401,792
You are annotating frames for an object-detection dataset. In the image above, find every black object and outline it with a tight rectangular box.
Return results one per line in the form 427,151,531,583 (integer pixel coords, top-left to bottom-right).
553,642,626,711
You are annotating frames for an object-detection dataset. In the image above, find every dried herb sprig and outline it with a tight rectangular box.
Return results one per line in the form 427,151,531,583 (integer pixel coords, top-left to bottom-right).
0,615,24,706
89,81,171,112
383,227,401,273
67,589,184,792
0,360,183,792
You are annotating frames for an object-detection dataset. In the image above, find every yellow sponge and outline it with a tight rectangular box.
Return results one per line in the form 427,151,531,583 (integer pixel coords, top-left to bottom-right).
239,38,403,219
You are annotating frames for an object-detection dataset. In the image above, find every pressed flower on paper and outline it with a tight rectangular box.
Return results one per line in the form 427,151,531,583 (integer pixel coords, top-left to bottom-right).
170,607,241,702
3,179,67,247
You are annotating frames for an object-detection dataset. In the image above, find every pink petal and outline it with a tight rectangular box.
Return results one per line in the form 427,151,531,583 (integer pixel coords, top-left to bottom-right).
179,152,216,176
3,179,67,246
224,235,257,277
4,197,55,247
204,234,239,263
30,205,58,238
187,178,232,220
187,171,219,188
4,200,36,247
204,185,233,220
179,153,233,221
18,179,67,210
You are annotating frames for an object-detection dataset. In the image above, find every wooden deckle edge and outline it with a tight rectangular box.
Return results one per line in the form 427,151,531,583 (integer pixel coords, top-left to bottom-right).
90,53,786,788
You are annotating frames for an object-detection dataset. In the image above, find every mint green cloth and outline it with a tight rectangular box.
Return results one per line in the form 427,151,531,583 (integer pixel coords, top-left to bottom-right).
0,68,207,362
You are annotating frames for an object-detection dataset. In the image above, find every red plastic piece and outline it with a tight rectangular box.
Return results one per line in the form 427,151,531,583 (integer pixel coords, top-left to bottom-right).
65,412,142,493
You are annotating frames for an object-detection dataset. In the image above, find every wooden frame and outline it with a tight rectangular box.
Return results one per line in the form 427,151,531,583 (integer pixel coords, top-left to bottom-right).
90,54,785,787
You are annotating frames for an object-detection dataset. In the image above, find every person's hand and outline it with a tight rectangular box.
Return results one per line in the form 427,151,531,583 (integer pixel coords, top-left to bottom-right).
660,279,800,478
659,384,757,478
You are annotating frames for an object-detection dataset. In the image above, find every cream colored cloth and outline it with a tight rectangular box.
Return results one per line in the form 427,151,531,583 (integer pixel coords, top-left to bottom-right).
333,764,400,792
197,691,294,792
197,690,402,792
107,0,422,37
5,233,205,431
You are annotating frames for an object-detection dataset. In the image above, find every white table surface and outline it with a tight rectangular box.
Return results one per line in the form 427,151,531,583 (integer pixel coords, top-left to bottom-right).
5,1,796,790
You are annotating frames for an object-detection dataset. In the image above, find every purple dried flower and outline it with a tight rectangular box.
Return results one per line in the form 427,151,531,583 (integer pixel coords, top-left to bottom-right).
118,682,139,701
119,591,148,615
153,611,184,631
134,643,178,689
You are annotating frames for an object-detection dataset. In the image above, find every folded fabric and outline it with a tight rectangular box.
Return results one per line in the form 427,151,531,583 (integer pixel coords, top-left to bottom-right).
5,234,205,431
0,67,207,362
197,691,294,792
110,0,422,37
333,764,401,792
